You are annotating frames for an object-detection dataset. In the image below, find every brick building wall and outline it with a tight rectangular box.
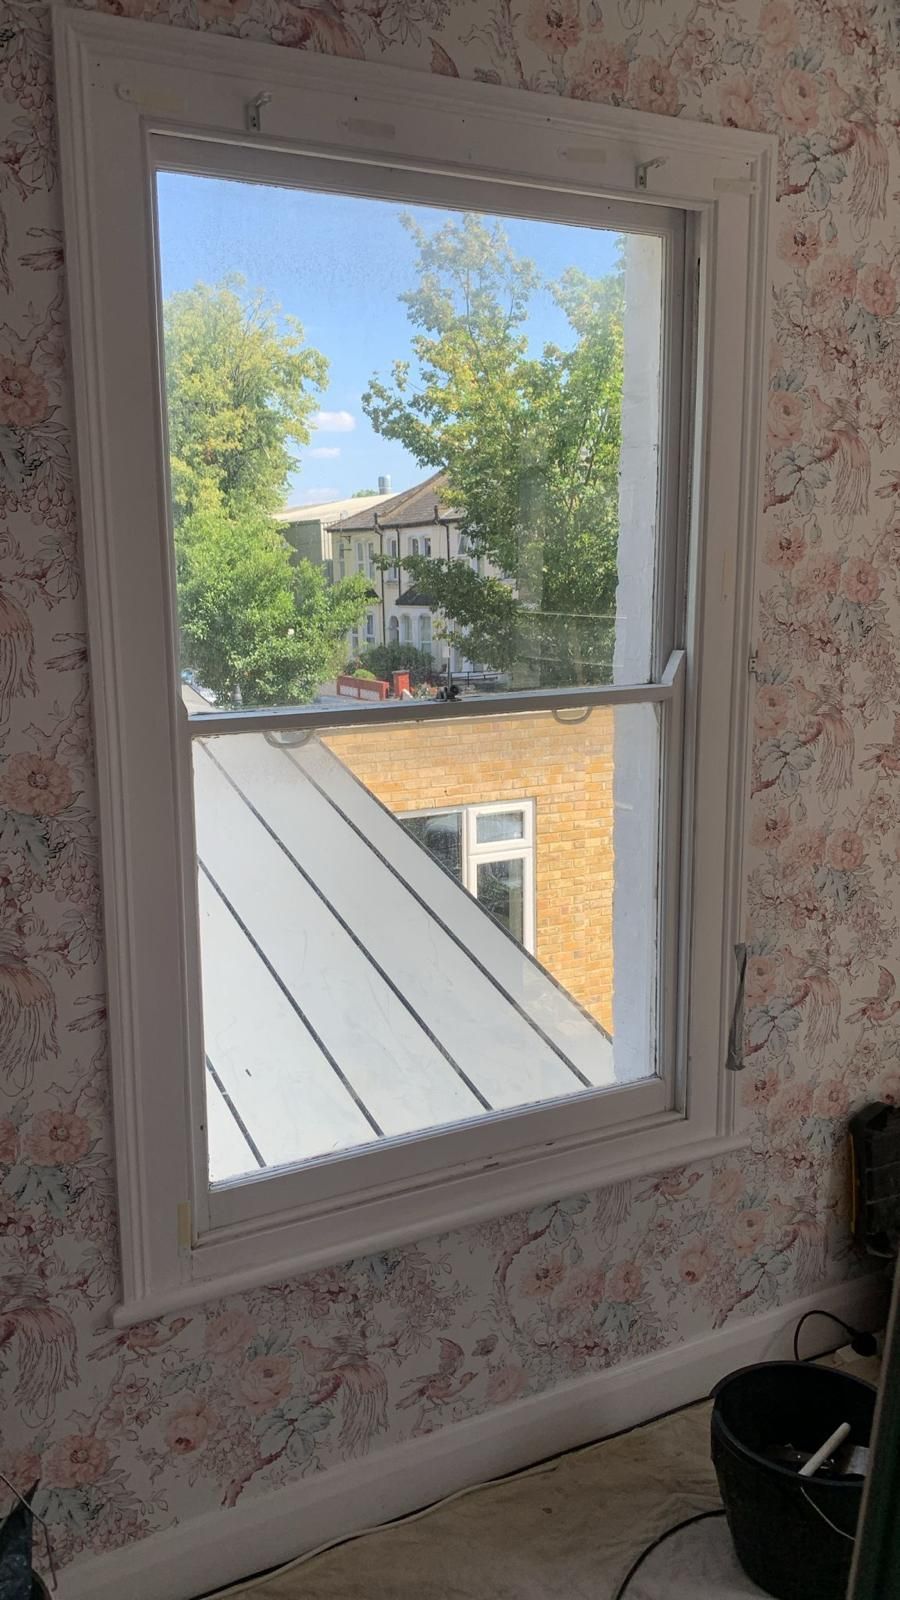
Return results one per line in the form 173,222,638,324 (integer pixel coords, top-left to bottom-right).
323,710,616,1034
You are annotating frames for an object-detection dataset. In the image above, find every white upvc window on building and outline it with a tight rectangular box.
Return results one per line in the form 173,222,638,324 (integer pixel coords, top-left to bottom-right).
387,537,399,582
459,533,479,574
401,802,536,952
388,615,400,645
57,10,771,1320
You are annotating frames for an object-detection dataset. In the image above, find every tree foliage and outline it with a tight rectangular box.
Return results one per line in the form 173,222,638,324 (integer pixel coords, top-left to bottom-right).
165,277,327,526
353,641,436,686
363,215,624,685
165,279,368,705
177,510,370,706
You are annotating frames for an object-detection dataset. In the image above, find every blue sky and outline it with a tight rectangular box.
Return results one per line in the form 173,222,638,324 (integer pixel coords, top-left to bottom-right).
156,174,621,508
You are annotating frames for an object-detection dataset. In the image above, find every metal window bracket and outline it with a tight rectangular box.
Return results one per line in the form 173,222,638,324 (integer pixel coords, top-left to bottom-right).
636,157,667,191
246,92,272,133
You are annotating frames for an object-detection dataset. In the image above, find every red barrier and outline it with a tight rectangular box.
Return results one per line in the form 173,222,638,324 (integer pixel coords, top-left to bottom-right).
336,674,390,701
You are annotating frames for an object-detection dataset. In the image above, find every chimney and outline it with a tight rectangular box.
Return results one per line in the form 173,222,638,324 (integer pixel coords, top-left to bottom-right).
378,474,392,494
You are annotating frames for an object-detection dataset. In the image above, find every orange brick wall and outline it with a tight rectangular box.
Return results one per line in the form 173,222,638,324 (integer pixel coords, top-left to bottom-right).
323,712,615,1034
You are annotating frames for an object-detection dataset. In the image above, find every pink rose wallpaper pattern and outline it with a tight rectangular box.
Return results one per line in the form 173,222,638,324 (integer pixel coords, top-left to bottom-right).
2,0,900,1575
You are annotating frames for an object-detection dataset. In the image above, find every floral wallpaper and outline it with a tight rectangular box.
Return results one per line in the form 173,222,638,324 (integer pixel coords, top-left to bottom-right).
1,0,900,1577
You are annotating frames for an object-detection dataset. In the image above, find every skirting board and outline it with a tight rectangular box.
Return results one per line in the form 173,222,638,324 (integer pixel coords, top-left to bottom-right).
62,1271,888,1600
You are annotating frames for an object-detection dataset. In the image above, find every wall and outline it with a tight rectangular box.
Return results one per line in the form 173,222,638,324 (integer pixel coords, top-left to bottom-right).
281,516,329,567
2,0,900,1576
325,709,616,1030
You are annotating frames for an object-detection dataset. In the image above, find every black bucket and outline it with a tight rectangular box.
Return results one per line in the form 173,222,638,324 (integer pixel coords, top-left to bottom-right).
711,1361,877,1600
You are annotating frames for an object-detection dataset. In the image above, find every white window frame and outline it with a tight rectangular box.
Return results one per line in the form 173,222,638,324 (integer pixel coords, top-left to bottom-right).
459,533,480,575
402,800,537,952
364,609,376,645
55,10,773,1323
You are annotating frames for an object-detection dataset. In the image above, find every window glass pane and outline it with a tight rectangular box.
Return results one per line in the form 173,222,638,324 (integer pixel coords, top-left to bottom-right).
191,703,660,1183
401,811,462,878
476,809,524,844
156,172,666,714
477,858,524,942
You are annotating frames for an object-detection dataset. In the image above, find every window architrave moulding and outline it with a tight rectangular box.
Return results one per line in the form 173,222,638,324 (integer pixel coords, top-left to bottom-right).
54,8,774,1325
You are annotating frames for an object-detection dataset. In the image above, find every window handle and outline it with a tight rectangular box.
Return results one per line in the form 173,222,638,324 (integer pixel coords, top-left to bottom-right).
725,943,747,1071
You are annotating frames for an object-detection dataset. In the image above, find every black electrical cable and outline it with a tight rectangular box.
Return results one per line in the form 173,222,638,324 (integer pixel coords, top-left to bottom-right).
792,1309,877,1364
611,1508,727,1600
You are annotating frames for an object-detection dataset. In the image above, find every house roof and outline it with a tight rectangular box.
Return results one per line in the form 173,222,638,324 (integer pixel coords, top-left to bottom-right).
274,491,392,527
327,471,459,535
192,729,614,1181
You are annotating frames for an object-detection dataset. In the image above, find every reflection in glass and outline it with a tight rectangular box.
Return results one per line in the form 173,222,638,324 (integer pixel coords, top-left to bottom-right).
476,810,525,844
401,811,462,877
477,858,525,942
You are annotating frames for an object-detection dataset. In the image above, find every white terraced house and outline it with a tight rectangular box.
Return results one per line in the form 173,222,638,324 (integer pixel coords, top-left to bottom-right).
328,471,494,679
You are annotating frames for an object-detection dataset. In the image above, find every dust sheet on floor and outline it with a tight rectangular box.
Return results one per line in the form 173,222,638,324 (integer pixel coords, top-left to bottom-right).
220,1400,738,1600
218,1352,880,1600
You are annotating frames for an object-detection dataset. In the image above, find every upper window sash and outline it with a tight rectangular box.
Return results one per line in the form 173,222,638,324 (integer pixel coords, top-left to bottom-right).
151,134,690,712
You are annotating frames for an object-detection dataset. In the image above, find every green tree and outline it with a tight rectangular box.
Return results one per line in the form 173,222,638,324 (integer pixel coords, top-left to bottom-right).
164,278,369,705
165,278,327,526
363,216,624,685
178,509,370,706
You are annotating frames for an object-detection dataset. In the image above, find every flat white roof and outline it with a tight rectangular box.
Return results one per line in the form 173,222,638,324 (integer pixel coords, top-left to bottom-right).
191,732,614,1181
274,492,392,525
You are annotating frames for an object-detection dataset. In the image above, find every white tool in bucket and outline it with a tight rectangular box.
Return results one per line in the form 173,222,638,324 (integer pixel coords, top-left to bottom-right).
798,1421,852,1478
